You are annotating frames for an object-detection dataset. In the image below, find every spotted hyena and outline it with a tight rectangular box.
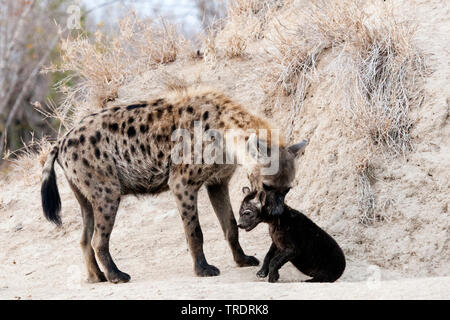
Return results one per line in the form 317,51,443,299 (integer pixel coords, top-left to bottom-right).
41,86,306,283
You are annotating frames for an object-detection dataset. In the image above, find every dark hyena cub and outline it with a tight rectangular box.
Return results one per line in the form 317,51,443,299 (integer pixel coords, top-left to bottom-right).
238,186,346,283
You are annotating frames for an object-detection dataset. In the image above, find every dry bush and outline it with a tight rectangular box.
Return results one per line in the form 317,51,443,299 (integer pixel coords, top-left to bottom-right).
261,0,426,153
44,13,191,126
3,135,53,185
320,2,427,156
261,15,331,140
201,29,218,65
310,0,427,223
355,156,400,225
224,34,248,59
157,70,189,92
213,0,285,59
355,157,376,225
332,49,424,156
261,0,426,149
9,13,192,180
259,1,368,139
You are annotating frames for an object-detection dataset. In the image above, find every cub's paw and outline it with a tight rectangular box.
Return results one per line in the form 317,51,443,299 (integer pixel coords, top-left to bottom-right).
237,255,260,267
268,271,280,283
256,268,268,278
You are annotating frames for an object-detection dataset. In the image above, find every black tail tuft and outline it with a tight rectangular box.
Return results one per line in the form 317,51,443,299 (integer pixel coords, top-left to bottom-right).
41,162,62,226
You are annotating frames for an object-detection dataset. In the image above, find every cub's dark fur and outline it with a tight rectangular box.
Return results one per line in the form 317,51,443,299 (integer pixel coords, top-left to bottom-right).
238,186,346,283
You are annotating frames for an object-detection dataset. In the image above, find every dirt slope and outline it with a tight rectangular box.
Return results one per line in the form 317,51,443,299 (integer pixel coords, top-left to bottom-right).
0,0,449,299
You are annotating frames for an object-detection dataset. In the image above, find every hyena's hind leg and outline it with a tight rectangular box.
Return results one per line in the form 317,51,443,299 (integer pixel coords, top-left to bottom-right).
206,181,259,267
69,182,106,283
90,189,130,284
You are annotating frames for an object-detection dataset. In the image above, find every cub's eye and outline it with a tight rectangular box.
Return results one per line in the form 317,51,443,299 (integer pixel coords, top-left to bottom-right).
243,210,252,216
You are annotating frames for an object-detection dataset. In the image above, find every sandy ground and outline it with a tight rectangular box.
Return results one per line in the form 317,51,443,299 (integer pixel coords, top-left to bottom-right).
0,169,449,300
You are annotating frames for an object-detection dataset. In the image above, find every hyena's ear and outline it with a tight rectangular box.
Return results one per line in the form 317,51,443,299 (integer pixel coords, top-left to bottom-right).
242,186,251,195
288,140,308,158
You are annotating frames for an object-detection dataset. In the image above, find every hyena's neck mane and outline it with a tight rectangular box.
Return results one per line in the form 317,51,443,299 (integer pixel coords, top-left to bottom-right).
169,87,285,187
216,94,285,150
168,86,285,148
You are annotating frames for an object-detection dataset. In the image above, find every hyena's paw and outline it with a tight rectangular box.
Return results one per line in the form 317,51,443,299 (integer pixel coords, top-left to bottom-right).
87,272,107,284
256,268,268,278
237,255,260,267
107,270,131,284
195,262,220,277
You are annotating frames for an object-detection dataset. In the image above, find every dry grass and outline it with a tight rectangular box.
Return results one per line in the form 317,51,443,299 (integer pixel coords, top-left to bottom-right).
323,1,426,222
212,0,285,59
261,18,330,140
3,135,53,186
260,0,426,153
44,13,191,126
323,4,427,156
201,29,218,65
158,70,190,92
355,157,376,225
6,13,193,181
355,156,400,225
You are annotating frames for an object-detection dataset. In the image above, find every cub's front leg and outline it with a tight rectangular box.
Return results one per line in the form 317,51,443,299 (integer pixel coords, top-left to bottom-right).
268,248,295,283
257,242,278,278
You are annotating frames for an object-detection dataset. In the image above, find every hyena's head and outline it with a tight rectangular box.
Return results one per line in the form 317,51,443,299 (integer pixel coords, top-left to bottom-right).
246,134,308,195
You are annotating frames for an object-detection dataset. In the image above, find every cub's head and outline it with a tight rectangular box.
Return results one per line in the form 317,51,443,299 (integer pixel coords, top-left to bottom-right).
238,187,264,232
238,184,291,231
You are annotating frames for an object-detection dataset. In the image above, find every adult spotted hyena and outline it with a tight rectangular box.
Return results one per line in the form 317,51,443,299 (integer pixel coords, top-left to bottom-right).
41,86,306,283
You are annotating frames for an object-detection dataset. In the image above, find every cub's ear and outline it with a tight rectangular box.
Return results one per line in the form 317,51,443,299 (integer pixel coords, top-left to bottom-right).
242,186,251,195
288,140,308,158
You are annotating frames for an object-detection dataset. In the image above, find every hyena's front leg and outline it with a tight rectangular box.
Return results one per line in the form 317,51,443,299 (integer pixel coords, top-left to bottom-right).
207,182,259,267
169,176,220,277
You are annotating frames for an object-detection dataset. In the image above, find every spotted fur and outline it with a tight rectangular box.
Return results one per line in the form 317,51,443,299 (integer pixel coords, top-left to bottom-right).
40,86,303,283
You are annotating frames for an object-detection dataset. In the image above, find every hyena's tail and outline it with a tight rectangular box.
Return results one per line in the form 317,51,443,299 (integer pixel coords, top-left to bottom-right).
41,145,62,226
